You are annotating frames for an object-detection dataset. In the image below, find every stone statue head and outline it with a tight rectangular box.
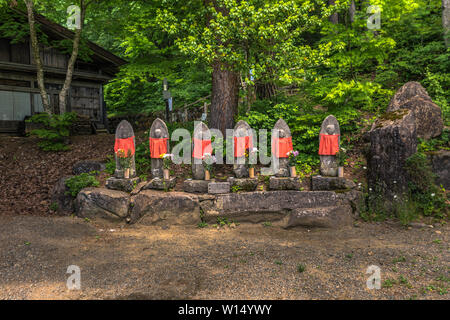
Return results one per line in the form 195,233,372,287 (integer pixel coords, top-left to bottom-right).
276,128,286,138
154,128,162,138
326,124,335,135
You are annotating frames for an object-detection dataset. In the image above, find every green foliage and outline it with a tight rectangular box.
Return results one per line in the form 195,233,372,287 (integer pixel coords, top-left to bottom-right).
405,152,447,218
65,173,99,197
26,112,77,151
241,102,360,168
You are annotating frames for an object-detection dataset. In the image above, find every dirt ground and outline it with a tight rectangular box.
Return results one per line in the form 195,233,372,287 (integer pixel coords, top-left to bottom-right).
0,215,448,300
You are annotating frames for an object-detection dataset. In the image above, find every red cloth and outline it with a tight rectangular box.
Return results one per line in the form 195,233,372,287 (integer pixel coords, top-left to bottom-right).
114,136,135,156
234,136,253,157
273,137,293,158
192,138,212,159
149,138,168,159
318,134,340,155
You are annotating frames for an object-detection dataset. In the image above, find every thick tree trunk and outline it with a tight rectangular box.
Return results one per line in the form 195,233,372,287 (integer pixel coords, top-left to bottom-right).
444,0,450,47
328,0,339,24
23,0,51,114
59,2,85,114
210,61,239,136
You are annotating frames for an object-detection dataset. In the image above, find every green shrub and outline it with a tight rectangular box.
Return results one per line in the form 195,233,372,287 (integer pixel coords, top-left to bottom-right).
405,152,447,218
65,173,99,197
26,112,77,151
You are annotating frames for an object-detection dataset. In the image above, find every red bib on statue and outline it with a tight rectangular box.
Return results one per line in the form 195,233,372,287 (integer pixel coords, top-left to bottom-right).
149,138,168,158
273,137,293,158
319,134,339,155
192,139,212,159
234,136,253,157
114,136,135,155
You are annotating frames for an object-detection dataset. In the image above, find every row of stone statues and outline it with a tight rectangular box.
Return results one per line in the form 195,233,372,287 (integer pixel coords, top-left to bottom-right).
109,115,342,185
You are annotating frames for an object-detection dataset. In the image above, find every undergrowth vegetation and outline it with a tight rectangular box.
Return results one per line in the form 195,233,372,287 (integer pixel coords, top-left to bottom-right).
26,112,77,151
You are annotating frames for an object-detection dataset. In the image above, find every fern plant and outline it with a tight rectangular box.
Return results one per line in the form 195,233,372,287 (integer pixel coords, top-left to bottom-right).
26,112,77,151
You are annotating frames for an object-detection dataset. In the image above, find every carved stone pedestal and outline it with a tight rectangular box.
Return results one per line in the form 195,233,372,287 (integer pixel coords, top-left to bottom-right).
227,177,258,192
144,177,177,190
269,176,301,190
183,179,210,193
106,177,141,193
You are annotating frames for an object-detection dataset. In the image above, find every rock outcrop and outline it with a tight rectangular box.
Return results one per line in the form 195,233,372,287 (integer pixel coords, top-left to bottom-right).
367,109,417,200
387,82,443,139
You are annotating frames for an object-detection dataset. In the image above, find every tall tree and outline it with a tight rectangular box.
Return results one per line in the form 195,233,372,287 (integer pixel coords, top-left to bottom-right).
17,0,98,114
23,0,51,113
58,0,87,114
158,0,330,135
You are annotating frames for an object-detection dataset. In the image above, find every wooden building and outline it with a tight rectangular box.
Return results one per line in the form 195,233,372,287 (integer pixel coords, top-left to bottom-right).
0,11,126,133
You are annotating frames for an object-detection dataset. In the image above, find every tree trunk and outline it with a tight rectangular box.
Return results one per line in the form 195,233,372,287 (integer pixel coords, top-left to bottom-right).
444,0,450,47
328,0,339,24
23,0,51,114
256,81,277,100
349,0,356,23
210,61,239,136
59,1,85,114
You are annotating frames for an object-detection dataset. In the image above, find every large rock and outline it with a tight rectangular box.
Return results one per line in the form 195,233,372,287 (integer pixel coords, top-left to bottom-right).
429,150,450,189
367,109,417,200
50,176,75,215
72,160,106,175
311,176,356,191
387,82,443,139
284,205,353,229
200,191,338,223
75,187,130,222
387,81,432,111
129,190,201,225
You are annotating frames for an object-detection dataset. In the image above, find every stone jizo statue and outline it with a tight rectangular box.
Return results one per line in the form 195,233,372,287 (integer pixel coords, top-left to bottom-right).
319,115,340,177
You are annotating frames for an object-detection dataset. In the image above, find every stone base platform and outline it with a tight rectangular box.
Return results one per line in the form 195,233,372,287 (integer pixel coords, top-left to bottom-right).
269,176,301,190
106,177,140,193
144,177,177,190
183,179,210,193
227,177,258,191
311,175,356,191
75,187,362,229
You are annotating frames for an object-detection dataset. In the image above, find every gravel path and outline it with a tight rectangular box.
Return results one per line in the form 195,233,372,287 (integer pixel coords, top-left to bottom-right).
0,215,448,300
